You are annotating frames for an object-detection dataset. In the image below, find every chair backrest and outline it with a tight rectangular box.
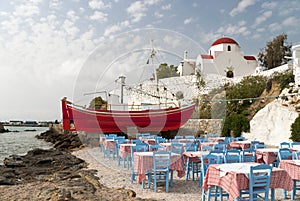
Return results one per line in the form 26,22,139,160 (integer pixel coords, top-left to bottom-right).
201,154,221,179
213,143,227,151
291,142,300,149
254,143,266,150
131,139,142,144
135,143,149,152
250,141,260,149
201,145,214,152
241,148,255,162
210,150,225,163
174,136,184,139
293,151,300,160
280,142,291,148
149,144,164,151
224,149,241,163
249,164,272,201
156,137,167,144
170,143,183,154
185,142,199,152
278,148,293,161
236,136,246,141
185,135,195,139
153,150,171,170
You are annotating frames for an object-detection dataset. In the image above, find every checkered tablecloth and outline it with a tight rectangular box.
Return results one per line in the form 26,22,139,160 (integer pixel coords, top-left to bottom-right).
183,151,210,163
104,139,115,150
279,160,300,180
134,152,185,183
119,143,136,159
256,148,278,164
228,141,252,150
203,163,293,201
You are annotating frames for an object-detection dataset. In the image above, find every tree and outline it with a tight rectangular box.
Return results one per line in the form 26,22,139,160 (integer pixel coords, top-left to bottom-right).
290,115,300,142
257,33,292,70
155,63,179,79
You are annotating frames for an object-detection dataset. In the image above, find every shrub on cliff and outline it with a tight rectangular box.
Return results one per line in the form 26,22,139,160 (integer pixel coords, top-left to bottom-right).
290,115,300,142
222,114,250,137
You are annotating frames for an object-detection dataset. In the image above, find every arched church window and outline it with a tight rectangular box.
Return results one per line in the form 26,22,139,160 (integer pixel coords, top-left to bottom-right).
227,45,231,51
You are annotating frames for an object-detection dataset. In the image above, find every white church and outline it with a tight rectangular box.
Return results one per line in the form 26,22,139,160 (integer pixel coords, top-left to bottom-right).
178,37,258,77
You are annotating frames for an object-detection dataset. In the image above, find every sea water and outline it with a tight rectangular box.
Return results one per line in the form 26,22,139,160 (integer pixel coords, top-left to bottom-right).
0,126,53,165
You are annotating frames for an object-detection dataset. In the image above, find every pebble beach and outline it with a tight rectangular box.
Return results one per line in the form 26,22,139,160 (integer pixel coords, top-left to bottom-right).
73,146,297,201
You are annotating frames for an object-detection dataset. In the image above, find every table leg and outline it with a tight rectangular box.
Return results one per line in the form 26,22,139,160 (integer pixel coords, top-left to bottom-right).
271,188,275,201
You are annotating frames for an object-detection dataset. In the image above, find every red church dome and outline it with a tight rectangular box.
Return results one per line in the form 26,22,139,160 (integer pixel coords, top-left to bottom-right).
211,37,239,46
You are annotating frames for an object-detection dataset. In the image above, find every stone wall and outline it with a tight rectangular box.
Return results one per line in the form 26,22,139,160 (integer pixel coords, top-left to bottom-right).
178,119,223,136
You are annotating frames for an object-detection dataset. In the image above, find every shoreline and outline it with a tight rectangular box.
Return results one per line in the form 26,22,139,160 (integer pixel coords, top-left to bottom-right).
0,129,297,200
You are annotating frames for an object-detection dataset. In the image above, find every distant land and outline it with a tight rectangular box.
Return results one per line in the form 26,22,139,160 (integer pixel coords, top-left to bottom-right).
1,120,59,127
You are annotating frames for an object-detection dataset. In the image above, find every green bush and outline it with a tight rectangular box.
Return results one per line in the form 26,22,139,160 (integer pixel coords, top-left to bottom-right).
290,115,300,142
222,114,250,137
272,70,294,91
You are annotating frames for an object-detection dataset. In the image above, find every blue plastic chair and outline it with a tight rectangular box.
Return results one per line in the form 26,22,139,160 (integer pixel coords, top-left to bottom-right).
201,154,226,200
241,148,255,162
291,151,300,200
240,164,272,201
250,141,260,150
170,143,183,154
293,151,300,160
201,145,214,152
185,142,201,181
280,142,291,148
278,148,293,162
174,135,184,139
148,150,171,192
149,144,164,151
224,149,241,163
254,143,266,150
130,143,149,184
213,143,227,152
291,142,300,149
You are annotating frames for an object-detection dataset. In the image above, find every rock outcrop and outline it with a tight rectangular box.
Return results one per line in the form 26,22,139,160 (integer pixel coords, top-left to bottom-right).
245,101,298,146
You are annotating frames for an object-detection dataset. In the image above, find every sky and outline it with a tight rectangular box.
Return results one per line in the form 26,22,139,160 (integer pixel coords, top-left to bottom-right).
0,0,299,121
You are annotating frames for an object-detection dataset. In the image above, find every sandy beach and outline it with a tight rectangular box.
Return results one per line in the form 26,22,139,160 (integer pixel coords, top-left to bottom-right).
72,147,297,201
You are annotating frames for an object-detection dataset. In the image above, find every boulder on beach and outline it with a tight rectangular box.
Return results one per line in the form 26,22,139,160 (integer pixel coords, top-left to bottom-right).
0,123,9,133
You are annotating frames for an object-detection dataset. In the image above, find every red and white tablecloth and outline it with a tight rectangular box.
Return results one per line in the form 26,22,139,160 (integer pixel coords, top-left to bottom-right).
103,139,115,150
228,141,252,150
119,143,136,159
279,160,300,180
256,148,278,164
183,151,209,163
134,152,185,183
208,137,226,142
203,163,293,201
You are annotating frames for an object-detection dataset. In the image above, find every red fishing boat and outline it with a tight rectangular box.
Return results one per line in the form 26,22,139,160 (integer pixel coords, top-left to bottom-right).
61,98,195,133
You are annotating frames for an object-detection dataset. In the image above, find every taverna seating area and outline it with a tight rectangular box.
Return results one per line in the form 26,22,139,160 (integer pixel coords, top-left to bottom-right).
98,133,300,200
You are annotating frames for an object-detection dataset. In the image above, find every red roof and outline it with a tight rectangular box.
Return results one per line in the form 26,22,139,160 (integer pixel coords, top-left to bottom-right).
244,56,256,61
201,54,214,59
211,37,239,46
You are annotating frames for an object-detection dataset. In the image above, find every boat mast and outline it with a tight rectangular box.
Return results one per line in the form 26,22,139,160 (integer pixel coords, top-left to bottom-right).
150,40,160,105
119,75,126,104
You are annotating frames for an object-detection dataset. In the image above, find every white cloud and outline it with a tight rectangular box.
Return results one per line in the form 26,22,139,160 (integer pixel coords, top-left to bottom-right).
282,16,298,27
88,0,111,10
90,11,108,22
49,0,62,10
126,0,162,23
253,11,272,27
13,3,40,17
126,1,147,23
261,1,278,10
230,0,257,17
268,22,281,32
184,18,192,25
67,10,79,22
217,23,250,36
162,4,171,10
103,21,129,37
154,12,163,19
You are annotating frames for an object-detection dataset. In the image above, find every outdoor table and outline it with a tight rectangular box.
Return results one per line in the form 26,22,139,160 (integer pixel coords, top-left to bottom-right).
203,162,293,201
279,160,300,181
228,140,252,150
141,139,156,145
134,152,185,183
208,137,226,142
104,139,115,150
256,148,279,164
199,142,217,150
183,151,209,163
119,143,136,159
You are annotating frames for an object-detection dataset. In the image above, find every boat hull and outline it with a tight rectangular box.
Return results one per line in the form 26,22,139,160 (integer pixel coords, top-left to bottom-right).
61,99,195,133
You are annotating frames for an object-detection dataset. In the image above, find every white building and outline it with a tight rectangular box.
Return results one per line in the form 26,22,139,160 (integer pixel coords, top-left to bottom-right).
179,37,258,77
292,44,300,86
